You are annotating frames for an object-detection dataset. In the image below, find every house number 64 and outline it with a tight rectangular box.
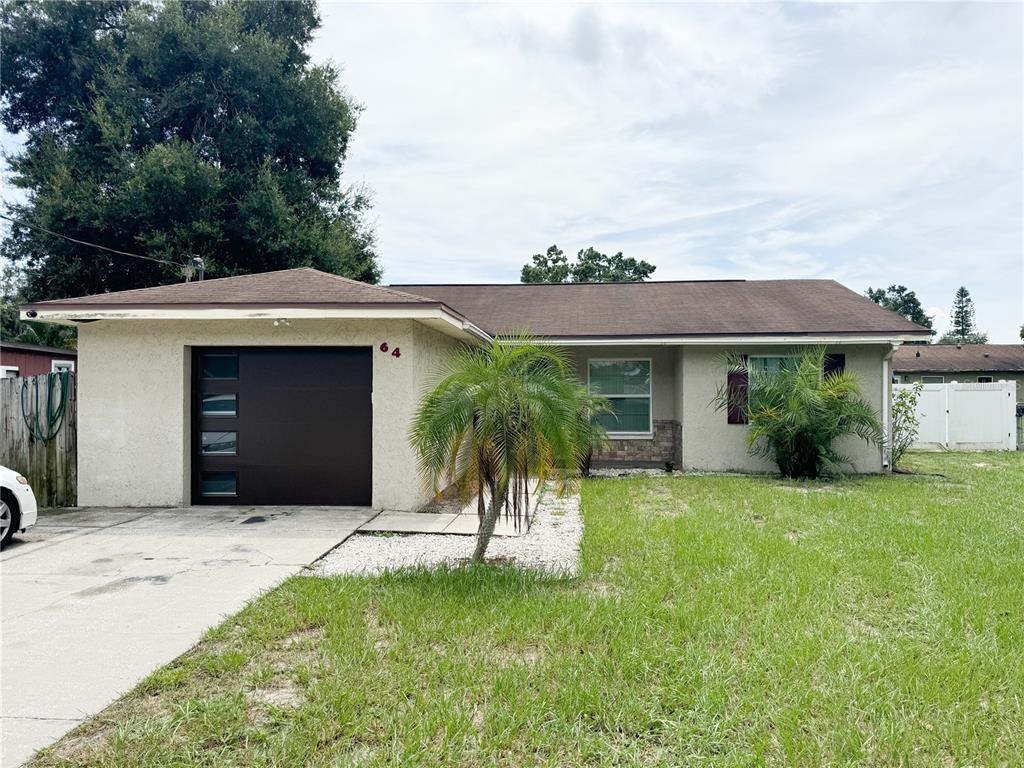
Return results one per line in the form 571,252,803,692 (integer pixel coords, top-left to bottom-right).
379,342,400,358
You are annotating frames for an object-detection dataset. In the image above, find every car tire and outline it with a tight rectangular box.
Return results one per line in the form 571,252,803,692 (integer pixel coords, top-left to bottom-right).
0,493,20,549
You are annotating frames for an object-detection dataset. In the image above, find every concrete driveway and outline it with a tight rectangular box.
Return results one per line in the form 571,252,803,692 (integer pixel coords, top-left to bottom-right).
1,505,375,767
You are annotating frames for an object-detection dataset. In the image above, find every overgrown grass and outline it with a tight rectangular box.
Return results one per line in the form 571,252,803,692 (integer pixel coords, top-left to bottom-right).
32,452,1023,767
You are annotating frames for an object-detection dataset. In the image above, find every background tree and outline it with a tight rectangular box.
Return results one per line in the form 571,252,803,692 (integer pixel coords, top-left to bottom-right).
1,0,379,308
521,245,656,283
937,286,988,344
1,263,76,348
520,245,570,283
866,285,933,332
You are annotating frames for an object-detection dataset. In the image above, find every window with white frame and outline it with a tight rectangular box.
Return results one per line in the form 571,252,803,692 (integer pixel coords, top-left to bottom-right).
588,359,652,436
51,360,75,373
1,365,19,378
746,355,798,401
921,375,944,384
747,355,797,376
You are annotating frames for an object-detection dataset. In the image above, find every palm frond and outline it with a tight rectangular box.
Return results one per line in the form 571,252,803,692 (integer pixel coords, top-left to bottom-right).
711,346,883,479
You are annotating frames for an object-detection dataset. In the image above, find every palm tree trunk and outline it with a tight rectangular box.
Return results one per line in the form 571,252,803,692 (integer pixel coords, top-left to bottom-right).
472,480,505,562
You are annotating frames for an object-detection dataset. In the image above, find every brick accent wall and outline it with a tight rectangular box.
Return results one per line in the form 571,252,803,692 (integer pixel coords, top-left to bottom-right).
593,420,681,468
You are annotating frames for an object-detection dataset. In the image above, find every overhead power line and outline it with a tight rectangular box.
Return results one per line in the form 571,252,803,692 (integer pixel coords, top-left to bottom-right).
0,213,184,269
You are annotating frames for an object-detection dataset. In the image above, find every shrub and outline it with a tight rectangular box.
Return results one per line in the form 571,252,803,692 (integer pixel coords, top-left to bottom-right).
713,346,883,479
890,381,923,468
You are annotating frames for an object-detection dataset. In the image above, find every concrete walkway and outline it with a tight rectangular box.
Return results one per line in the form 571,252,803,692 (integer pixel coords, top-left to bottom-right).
359,511,525,536
0,505,374,767
359,483,543,537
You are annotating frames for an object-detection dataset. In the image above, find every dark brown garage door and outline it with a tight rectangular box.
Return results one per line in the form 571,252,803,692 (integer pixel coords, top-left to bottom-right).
191,347,372,506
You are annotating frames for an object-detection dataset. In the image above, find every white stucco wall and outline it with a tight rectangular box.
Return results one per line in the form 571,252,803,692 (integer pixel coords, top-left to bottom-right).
409,322,466,498
76,318,464,510
679,345,887,473
562,343,886,473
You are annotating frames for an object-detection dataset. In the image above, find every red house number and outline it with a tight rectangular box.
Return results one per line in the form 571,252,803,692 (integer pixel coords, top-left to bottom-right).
379,342,400,358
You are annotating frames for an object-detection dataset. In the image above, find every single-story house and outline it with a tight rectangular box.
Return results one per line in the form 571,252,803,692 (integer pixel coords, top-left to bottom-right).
22,268,930,510
893,344,1024,400
0,341,77,378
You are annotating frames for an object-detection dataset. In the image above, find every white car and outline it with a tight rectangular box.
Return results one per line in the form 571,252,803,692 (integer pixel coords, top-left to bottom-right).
1,465,38,548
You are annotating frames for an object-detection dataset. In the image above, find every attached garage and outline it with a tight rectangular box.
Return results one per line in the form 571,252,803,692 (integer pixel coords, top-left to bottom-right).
191,347,372,506
21,269,487,511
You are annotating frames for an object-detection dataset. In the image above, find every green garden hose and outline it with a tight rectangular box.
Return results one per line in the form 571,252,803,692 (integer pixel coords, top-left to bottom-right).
20,370,70,443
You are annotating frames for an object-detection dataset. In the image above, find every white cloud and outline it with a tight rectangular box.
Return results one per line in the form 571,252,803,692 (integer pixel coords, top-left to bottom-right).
311,3,1021,340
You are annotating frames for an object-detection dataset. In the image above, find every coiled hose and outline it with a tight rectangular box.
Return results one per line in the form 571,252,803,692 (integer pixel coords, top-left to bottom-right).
20,370,70,443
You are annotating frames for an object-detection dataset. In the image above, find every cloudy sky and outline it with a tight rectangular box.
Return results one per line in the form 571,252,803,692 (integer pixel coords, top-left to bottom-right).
312,2,1022,342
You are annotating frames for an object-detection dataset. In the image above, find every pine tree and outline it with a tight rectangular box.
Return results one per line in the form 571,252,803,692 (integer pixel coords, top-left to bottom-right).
951,287,975,339
938,286,988,344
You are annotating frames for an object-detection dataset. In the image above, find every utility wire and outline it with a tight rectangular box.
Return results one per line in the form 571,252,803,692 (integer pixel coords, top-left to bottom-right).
0,212,184,269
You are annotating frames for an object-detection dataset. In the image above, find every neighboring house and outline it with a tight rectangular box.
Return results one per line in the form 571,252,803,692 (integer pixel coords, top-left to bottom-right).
893,344,1023,396
21,268,930,510
0,341,77,378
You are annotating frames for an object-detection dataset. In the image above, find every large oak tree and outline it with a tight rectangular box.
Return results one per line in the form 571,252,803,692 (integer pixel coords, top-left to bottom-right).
865,284,933,331
1,0,379,303
521,245,656,283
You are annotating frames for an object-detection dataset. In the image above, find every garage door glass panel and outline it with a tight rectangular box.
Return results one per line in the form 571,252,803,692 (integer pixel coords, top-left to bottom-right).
200,354,238,379
200,471,237,497
201,431,237,455
201,393,237,416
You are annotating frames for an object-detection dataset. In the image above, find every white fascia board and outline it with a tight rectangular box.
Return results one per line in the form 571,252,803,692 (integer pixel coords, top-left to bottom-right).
533,334,933,346
21,306,493,342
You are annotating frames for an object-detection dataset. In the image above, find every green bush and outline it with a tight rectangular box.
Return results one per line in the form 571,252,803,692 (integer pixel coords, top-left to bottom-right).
714,346,883,478
890,381,923,468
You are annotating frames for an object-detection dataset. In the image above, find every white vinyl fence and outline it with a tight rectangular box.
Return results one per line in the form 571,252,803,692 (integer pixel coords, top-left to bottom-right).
895,380,1018,451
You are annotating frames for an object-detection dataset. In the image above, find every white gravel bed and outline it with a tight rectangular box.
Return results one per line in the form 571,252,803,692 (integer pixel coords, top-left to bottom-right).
588,467,752,478
589,467,679,477
315,483,581,577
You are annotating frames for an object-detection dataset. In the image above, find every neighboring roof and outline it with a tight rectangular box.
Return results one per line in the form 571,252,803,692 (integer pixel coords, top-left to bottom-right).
22,268,438,309
892,344,1024,373
394,279,931,338
0,341,77,356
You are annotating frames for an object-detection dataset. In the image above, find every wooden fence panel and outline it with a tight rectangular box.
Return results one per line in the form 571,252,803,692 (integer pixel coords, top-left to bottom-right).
1,373,77,507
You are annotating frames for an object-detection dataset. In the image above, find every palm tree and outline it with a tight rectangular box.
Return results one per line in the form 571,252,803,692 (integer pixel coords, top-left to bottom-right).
410,335,601,561
16,321,77,350
573,388,613,477
713,346,882,479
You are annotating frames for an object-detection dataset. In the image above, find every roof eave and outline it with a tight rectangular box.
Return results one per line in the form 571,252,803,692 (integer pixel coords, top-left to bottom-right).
523,332,934,345
20,303,493,342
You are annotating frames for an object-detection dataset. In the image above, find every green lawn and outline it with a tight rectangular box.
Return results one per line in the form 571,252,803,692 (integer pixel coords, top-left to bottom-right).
35,452,1023,767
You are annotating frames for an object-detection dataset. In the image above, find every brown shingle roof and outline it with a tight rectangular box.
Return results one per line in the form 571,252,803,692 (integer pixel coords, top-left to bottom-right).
892,344,1024,373
23,268,437,308
24,269,932,339
0,341,78,355
394,279,931,338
